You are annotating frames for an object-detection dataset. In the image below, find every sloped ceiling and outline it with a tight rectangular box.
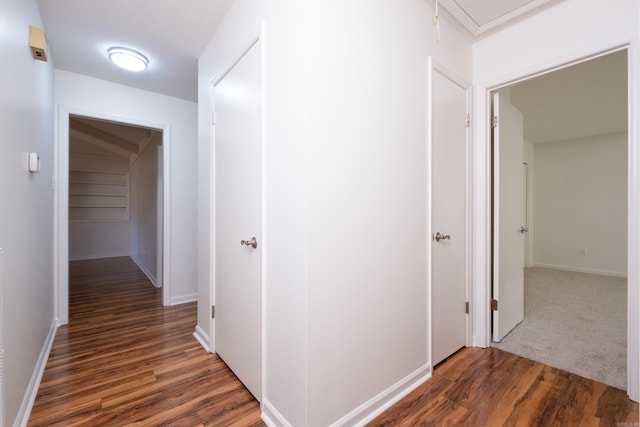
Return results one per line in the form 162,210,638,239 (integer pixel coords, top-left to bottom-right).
70,117,160,161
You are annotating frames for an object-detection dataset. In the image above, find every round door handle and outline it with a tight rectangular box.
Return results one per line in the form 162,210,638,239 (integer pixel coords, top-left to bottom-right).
240,237,258,249
433,232,451,242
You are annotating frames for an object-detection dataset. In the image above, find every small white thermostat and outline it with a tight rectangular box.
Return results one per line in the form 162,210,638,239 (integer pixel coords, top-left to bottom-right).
29,152,40,173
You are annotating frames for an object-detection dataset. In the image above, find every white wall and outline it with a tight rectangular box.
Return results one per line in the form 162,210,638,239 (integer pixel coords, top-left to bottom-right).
198,2,307,424
68,139,132,260
472,0,639,401
198,0,472,425
0,0,55,424
131,136,160,284
533,133,627,276
55,70,198,306
305,2,470,425
69,222,131,260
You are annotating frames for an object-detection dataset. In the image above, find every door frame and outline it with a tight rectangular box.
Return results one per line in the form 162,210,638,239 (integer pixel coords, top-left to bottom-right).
55,107,172,324
208,28,266,396
473,41,639,401
427,57,473,366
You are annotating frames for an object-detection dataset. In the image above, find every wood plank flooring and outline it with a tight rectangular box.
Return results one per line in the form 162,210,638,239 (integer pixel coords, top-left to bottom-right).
371,347,639,426
28,257,264,427
29,257,638,426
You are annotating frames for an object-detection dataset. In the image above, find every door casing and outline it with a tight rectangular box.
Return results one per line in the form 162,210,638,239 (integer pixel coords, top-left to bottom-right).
55,109,171,325
474,42,639,401
208,28,266,401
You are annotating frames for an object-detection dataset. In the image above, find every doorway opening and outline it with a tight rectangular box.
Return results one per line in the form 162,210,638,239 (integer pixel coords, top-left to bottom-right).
490,49,629,390
68,116,163,283
56,110,170,325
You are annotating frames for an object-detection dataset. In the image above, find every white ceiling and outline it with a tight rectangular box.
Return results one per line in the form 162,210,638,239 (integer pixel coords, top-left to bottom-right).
509,50,628,144
38,1,625,145
37,0,235,102
36,1,562,103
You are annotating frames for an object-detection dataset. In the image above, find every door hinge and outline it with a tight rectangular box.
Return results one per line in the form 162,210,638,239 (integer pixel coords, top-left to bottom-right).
212,305,216,318
465,113,471,128
211,112,216,126
465,301,470,314
490,116,498,129
491,299,498,311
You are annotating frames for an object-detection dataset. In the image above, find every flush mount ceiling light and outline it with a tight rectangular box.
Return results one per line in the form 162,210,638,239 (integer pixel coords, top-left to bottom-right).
108,47,148,72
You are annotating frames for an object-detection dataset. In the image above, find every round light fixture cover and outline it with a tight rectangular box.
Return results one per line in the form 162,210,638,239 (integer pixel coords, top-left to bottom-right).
108,47,148,72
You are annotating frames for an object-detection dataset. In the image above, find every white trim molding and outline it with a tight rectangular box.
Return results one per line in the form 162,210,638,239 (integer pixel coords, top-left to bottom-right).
14,321,57,427
329,364,431,427
192,326,210,353
170,293,197,305
532,263,627,279
131,254,158,287
261,399,291,427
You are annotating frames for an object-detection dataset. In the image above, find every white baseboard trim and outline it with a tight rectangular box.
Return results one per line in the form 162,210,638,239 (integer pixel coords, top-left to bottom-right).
68,252,130,261
533,263,627,278
15,320,58,427
330,363,432,427
171,293,197,305
193,325,210,353
261,398,291,427
130,255,158,287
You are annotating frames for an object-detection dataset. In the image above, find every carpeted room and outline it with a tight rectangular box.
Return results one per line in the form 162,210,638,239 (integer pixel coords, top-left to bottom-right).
491,50,629,392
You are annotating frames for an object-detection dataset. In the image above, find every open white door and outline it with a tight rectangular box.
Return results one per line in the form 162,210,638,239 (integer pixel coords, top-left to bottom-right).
492,91,525,342
430,61,470,366
214,40,262,400
522,163,529,268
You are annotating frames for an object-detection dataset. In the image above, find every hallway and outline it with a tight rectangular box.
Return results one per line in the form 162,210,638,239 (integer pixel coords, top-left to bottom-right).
28,257,263,426
27,258,638,426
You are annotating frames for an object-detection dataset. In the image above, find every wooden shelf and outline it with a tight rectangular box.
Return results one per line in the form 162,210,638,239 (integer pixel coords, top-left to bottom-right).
70,181,126,186
69,207,128,209
70,193,126,197
69,170,129,222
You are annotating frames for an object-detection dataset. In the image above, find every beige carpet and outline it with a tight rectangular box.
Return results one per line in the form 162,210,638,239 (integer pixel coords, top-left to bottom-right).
493,267,627,390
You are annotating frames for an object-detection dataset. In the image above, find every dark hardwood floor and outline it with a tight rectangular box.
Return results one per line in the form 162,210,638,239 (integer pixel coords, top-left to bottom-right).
371,347,638,426
28,257,264,427
29,257,638,426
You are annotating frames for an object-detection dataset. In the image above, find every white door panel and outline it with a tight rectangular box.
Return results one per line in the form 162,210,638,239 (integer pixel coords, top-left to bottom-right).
214,41,262,400
431,64,469,366
523,163,529,268
492,92,525,342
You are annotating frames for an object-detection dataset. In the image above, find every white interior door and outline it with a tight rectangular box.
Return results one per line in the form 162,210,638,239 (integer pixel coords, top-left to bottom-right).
492,91,525,342
523,162,529,268
214,40,262,400
431,63,469,366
